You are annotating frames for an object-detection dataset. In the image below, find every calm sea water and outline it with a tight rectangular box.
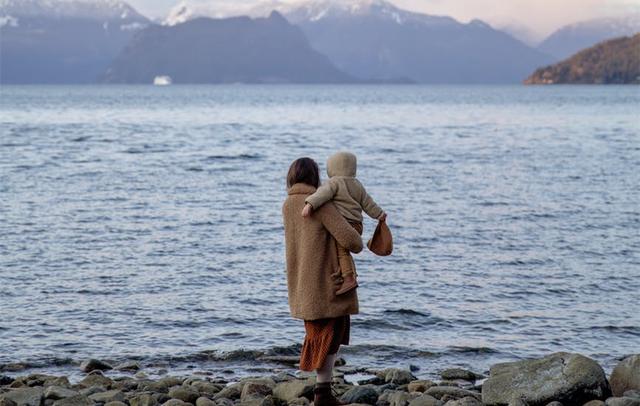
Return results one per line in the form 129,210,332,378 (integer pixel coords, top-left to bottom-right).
1,85,639,380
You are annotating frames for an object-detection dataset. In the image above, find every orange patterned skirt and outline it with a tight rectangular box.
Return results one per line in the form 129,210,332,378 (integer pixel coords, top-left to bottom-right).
299,316,350,371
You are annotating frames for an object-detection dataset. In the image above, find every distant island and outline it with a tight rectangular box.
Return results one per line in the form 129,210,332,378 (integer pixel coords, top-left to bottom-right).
524,33,640,84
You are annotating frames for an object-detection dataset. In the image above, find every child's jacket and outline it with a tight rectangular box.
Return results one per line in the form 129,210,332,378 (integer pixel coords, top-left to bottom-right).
305,152,383,223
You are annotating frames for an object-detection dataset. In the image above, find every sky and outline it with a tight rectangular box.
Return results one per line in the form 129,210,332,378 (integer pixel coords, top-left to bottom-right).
127,0,640,42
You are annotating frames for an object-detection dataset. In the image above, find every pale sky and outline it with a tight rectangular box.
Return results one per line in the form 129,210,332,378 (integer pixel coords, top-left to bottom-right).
128,0,640,41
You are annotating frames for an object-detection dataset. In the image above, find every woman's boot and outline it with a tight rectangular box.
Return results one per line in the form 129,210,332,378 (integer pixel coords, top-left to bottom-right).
313,382,344,406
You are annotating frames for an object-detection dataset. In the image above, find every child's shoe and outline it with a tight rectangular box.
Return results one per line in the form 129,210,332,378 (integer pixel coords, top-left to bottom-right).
336,274,358,295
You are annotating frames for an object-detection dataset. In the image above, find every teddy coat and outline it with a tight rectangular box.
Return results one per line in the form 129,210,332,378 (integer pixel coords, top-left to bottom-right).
305,151,383,223
283,183,363,320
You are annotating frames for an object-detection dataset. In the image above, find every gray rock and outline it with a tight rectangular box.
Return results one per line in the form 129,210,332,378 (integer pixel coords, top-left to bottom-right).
194,397,215,406
425,387,480,401
546,402,563,406
190,382,223,397
482,352,611,405
625,391,640,399
88,390,125,404
114,362,141,372
287,398,309,406
239,395,275,406
583,401,605,406
78,375,113,390
272,380,314,402
128,393,157,406
440,369,482,383
443,397,482,406
167,388,199,404
160,401,190,406
215,398,234,406
1,376,14,386
340,386,379,405
80,360,113,373
611,356,640,397
240,383,272,401
104,402,127,406
44,388,78,400
407,394,441,406
408,381,438,393
1,398,18,406
134,373,148,380
213,383,244,401
78,388,104,398
379,369,417,385
508,398,528,406
605,398,640,406
239,379,276,390
2,388,44,406
389,391,421,406
52,395,93,406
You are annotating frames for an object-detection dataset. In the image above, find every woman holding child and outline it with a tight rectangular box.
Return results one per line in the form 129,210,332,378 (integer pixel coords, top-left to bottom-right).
282,154,386,406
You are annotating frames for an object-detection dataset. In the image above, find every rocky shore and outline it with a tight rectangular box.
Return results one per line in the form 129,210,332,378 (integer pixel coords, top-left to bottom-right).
1,353,638,406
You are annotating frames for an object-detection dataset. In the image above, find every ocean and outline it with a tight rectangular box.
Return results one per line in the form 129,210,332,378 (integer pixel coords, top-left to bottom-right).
0,85,638,381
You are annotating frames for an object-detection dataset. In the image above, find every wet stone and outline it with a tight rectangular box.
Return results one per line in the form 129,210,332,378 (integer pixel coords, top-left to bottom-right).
80,360,113,374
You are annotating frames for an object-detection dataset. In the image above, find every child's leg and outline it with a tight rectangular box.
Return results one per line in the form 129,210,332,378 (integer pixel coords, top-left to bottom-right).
337,245,356,278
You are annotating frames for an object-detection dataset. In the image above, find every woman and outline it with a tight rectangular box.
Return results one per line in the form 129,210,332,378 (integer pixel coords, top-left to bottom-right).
283,157,363,406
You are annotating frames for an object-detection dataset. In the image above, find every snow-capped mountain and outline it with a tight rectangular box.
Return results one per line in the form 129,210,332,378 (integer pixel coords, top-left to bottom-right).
286,0,552,83
164,0,289,25
538,14,640,60
160,0,551,83
1,0,150,83
0,0,148,23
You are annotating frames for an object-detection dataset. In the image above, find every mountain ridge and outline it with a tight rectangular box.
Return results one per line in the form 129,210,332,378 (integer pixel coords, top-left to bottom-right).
102,11,355,84
525,33,640,84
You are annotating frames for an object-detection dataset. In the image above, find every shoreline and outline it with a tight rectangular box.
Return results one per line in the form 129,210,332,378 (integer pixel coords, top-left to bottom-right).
1,353,638,406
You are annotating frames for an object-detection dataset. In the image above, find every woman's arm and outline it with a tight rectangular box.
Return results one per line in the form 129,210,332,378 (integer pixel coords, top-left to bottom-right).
316,202,363,253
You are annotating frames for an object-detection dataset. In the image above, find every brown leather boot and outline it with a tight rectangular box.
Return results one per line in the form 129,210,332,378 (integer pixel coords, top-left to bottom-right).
313,382,345,406
335,274,358,296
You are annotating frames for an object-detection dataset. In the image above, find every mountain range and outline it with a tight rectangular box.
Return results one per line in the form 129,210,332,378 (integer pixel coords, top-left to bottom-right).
525,34,640,85
102,12,353,84
0,0,149,84
538,14,640,61
1,0,638,84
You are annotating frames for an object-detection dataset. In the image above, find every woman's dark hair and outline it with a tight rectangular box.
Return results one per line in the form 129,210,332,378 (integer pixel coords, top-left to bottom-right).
287,157,320,189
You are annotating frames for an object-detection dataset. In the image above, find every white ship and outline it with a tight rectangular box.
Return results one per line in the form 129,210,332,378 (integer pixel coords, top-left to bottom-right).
153,76,173,86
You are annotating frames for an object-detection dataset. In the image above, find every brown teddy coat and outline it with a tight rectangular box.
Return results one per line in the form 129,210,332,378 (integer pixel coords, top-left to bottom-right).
283,183,363,320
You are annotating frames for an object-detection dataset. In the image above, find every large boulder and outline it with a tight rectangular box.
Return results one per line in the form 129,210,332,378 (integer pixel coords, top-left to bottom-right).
441,369,483,382
272,380,314,402
52,395,93,406
408,381,437,393
378,369,417,385
89,390,125,404
425,387,480,401
339,386,379,405
407,394,440,406
80,359,113,373
605,398,640,406
1,388,44,406
167,387,199,404
482,353,611,405
44,387,78,400
611,355,640,396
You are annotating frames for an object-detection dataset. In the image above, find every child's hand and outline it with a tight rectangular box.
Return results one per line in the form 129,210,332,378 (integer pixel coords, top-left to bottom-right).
302,203,313,218
378,212,387,222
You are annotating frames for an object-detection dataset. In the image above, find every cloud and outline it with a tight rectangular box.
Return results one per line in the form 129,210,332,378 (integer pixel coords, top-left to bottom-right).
393,0,640,38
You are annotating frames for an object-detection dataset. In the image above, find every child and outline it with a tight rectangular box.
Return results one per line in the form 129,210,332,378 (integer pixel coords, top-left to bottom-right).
302,151,386,295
